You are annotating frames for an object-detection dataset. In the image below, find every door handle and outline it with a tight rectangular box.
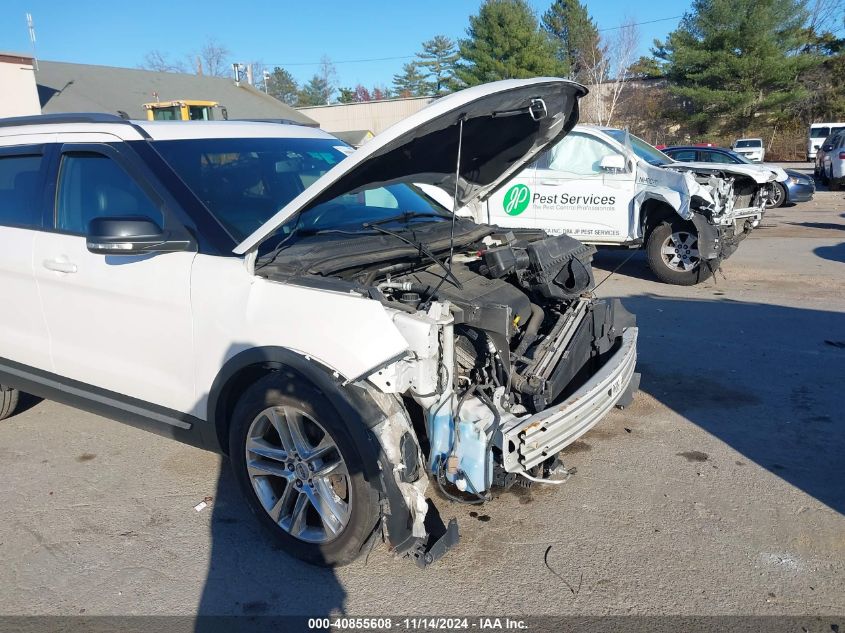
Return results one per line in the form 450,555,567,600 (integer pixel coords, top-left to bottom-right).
43,258,78,274
539,180,563,186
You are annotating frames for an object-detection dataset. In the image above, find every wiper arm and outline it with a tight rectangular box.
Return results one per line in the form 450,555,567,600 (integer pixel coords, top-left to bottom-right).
362,222,463,290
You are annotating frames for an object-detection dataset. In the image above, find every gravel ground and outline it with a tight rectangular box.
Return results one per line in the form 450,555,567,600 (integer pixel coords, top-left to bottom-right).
1,171,843,622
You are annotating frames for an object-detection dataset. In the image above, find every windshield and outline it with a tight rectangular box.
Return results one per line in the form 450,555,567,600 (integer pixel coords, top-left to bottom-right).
734,139,762,148
603,129,673,166
152,137,450,244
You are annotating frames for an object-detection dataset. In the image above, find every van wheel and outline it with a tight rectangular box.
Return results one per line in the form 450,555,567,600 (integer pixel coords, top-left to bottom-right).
646,222,715,285
229,372,381,567
0,386,20,421
831,177,842,192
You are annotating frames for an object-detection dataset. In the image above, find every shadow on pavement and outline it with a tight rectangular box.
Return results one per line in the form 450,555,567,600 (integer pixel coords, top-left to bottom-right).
619,293,845,516
194,465,347,631
814,242,845,263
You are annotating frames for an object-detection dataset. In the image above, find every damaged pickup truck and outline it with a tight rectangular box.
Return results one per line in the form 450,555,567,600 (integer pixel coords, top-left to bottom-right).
0,78,637,568
422,125,781,285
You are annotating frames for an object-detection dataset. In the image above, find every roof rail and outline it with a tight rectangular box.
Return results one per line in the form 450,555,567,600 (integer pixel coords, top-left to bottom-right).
0,112,134,128
0,112,152,139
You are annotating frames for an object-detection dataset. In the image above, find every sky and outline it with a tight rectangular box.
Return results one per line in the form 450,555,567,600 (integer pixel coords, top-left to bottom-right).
0,0,693,89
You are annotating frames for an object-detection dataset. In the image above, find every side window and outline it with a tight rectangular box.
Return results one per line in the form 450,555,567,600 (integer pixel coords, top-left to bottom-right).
706,152,738,164
670,150,697,162
539,132,624,177
0,154,43,229
55,154,163,234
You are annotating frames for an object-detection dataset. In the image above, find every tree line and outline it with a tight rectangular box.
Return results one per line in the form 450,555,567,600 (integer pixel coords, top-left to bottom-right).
140,0,845,132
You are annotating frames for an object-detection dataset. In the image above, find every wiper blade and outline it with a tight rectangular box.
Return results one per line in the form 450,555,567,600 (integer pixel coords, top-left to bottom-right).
362,222,463,290
366,211,447,227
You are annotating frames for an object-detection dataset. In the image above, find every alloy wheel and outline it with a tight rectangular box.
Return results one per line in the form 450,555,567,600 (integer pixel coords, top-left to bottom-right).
245,405,351,544
660,231,700,272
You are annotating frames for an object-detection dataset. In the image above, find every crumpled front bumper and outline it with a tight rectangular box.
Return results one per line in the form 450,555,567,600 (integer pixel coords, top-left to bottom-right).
499,327,639,473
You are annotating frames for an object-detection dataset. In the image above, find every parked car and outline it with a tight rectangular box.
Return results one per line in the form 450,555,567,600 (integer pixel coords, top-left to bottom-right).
815,130,845,190
732,138,765,162
422,126,779,285
808,122,845,161
0,79,640,567
663,145,814,208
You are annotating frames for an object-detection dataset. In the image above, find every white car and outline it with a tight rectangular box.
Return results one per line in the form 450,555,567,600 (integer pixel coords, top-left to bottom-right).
0,79,639,567
732,138,765,162
424,126,780,285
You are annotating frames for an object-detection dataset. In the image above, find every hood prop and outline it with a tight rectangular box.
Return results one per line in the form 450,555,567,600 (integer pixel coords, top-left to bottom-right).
424,116,466,308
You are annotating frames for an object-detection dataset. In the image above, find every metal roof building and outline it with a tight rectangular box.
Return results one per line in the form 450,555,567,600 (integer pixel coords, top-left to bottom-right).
33,60,318,126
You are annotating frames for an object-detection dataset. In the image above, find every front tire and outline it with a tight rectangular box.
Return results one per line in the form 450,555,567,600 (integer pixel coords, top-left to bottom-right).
645,221,715,285
0,386,20,421
229,372,381,567
768,183,787,208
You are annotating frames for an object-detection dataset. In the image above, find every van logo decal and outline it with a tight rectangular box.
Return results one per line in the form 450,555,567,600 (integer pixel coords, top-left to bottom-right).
503,184,530,216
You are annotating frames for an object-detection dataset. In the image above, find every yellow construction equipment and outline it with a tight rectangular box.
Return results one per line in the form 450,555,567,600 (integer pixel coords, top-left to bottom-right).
143,100,228,121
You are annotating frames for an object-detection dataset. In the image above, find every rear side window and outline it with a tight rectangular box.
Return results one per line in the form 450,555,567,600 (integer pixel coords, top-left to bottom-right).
0,154,43,229
669,149,697,162
55,154,162,234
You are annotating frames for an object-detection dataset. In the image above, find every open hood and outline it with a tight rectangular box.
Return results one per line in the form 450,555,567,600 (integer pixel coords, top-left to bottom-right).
234,78,587,254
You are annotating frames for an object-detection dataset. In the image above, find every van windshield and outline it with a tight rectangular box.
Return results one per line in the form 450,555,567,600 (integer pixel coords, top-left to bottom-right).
811,126,845,138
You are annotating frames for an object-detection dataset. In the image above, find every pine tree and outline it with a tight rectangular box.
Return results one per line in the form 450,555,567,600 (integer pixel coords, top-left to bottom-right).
297,75,331,106
417,36,461,95
654,0,816,130
266,67,299,106
337,87,357,103
457,0,564,86
541,0,601,81
392,62,428,97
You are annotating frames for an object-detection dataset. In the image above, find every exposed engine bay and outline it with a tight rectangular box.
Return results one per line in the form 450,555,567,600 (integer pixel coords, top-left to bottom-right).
261,224,639,565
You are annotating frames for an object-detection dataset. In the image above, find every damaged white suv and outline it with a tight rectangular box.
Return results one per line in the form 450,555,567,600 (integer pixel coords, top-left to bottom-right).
0,79,638,566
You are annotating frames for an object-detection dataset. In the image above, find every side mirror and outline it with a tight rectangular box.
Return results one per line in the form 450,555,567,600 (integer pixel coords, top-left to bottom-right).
600,154,626,171
822,144,833,152
86,216,191,255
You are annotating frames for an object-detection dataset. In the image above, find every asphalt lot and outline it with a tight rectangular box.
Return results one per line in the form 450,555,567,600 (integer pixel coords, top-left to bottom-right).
1,165,843,620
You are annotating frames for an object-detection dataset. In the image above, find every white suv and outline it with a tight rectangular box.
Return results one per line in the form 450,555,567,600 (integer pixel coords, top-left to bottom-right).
0,79,638,567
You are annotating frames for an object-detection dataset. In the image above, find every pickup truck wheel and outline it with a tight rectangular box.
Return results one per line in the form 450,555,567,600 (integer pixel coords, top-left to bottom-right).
768,182,786,208
0,386,20,421
229,372,381,567
646,222,715,285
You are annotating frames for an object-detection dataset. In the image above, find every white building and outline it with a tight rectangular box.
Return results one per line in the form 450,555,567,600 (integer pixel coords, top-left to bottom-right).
0,52,40,118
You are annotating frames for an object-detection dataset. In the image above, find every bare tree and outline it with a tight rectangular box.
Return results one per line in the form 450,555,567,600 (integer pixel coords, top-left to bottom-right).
140,50,186,73
580,18,640,126
196,37,231,77
807,0,845,32
318,55,338,103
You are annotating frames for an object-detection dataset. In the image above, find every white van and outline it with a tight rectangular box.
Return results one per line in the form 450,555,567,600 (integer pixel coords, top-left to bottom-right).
809,123,845,161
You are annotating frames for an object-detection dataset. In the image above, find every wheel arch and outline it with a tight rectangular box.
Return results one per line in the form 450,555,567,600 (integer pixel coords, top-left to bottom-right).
639,198,682,241
208,345,424,556
208,346,347,455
